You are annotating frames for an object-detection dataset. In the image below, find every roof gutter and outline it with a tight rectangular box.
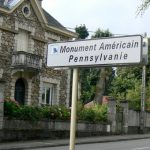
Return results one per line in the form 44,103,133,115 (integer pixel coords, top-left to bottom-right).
45,24,78,39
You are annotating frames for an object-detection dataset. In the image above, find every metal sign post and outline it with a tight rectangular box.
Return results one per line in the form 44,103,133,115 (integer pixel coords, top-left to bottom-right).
69,68,78,150
140,34,148,133
140,65,146,133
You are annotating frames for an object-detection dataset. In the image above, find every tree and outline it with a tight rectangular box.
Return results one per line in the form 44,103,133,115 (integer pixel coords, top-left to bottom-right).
109,67,140,100
75,27,114,104
108,38,150,110
75,27,113,104
74,24,89,102
75,24,89,39
138,0,150,15
91,28,112,38
92,28,113,104
80,68,100,104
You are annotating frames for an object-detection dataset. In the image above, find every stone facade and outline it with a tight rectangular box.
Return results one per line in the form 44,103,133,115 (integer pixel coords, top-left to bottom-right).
0,83,4,129
0,0,76,110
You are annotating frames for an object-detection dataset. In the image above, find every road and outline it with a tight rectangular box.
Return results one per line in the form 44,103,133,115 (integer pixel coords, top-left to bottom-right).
27,138,150,150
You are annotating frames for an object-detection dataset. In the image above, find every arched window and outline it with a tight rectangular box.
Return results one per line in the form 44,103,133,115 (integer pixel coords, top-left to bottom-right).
15,78,25,105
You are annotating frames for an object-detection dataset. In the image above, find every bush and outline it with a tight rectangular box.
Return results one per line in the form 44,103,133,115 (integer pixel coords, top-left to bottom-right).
93,104,108,122
42,105,70,120
128,99,140,111
41,106,51,119
79,108,95,122
4,99,20,119
19,106,43,121
4,100,71,121
58,105,70,120
78,104,108,123
4,100,107,123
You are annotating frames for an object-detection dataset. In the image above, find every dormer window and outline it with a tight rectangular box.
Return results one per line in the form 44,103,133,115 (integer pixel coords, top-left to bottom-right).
3,0,21,9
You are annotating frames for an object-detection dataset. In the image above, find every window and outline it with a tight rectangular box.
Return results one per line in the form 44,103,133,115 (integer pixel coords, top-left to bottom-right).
22,5,31,18
42,83,56,105
4,0,21,9
17,30,28,52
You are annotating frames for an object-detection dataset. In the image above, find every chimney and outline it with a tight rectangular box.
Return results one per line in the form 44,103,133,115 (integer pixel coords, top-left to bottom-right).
38,0,43,6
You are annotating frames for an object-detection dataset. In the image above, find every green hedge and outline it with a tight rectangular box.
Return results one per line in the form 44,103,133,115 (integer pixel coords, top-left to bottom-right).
4,99,108,123
78,104,108,123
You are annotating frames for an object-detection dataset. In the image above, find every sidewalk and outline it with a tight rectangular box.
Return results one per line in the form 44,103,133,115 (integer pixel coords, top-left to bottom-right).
1,134,150,150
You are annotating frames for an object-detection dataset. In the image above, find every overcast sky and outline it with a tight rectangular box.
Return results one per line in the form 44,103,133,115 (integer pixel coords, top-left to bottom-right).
42,0,150,37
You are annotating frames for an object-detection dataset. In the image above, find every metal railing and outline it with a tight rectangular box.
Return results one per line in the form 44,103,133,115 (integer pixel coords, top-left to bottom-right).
11,51,42,70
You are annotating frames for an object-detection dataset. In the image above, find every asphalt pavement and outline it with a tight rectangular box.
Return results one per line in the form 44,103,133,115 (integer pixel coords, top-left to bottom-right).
1,134,150,150
26,138,150,150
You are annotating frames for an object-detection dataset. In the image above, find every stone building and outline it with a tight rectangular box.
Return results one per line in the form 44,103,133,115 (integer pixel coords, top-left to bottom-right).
0,0,77,106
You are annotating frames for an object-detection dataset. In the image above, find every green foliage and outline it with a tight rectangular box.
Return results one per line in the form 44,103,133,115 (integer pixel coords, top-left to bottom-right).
80,68,100,103
145,82,150,110
79,28,113,104
4,100,42,121
4,100,108,123
108,67,143,110
19,106,42,121
77,101,84,117
109,70,139,100
92,104,108,122
92,28,112,38
75,24,89,39
41,106,51,119
4,99,20,119
109,38,150,110
79,108,95,122
126,81,141,111
78,104,108,123
47,105,62,120
57,105,71,120
4,100,71,121
137,0,150,15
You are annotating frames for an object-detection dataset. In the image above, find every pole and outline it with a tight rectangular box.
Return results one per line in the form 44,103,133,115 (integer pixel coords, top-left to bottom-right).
140,65,146,133
69,68,78,150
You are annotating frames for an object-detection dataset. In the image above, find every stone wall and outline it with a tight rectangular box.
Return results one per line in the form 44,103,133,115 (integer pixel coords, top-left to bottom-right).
145,113,150,127
0,119,110,141
31,75,40,105
0,29,14,100
128,110,140,127
107,99,150,134
128,110,150,133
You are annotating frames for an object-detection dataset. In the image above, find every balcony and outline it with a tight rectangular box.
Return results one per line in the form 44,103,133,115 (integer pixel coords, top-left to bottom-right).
11,51,42,71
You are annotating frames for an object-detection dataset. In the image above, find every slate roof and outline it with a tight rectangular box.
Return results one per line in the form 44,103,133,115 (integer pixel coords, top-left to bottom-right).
42,8,66,30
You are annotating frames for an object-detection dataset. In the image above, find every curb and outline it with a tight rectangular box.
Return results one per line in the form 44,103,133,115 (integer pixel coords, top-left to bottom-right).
1,135,150,150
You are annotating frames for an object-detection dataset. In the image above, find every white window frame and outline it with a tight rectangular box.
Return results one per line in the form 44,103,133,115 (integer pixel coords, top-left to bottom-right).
39,77,60,106
42,83,56,105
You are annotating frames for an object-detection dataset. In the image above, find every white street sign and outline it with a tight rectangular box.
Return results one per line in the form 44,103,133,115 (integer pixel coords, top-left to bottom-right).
47,35,142,67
